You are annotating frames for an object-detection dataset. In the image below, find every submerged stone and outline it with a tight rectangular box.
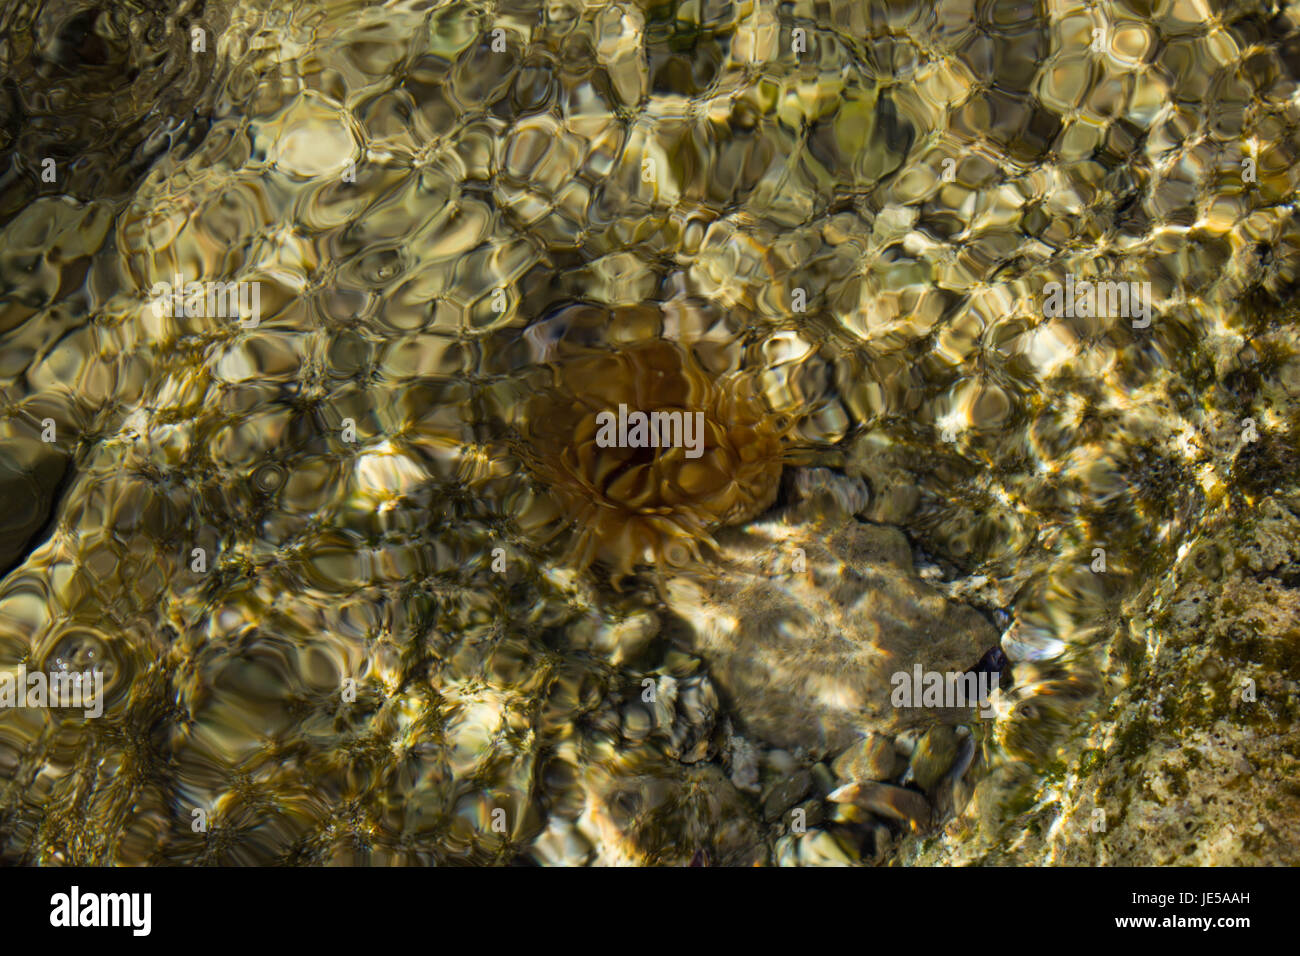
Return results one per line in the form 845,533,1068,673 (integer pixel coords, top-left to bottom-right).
0,439,68,576
662,511,998,754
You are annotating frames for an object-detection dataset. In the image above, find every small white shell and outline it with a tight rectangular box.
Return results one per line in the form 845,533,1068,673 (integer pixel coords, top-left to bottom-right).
1001,619,1066,662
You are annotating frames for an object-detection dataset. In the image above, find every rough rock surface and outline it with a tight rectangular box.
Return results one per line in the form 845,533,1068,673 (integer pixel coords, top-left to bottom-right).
904,494,1300,866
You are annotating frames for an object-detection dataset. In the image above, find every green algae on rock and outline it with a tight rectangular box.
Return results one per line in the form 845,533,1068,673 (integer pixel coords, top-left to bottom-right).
903,493,1300,866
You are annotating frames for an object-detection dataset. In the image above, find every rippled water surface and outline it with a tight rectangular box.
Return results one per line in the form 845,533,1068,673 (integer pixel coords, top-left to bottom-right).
1,0,1298,865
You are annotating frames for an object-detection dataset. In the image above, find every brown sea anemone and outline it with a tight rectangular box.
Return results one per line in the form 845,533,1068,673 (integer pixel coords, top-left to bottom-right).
516,338,790,586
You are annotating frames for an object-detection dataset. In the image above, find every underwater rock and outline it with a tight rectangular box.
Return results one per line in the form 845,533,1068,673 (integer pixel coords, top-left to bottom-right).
650,672,717,764
723,725,761,794
0,438,67,575
762,770,811,822
662,511,998,754
832,732,900,784
574,763,765,867
905,725,964,794
905,494,1300,865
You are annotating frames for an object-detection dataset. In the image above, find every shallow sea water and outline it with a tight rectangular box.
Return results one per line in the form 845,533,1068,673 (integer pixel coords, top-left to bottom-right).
0,0,1298,864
